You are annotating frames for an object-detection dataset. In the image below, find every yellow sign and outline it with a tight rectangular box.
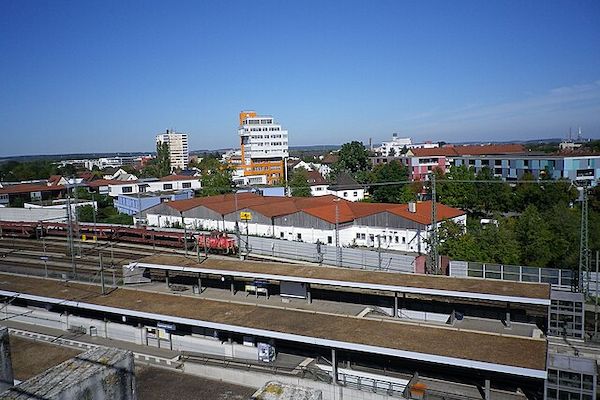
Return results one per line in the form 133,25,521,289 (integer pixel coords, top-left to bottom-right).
81,234,97,242
240,211,252,221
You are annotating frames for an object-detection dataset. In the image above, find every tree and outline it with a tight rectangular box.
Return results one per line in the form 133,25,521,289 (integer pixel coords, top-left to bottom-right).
289,168,311,197
515,205,553,267
200,167,234,196
544,204,580,269
370,161,411,203
332,141,370,179
435,165,477,210
438,218,520,265
437,220,482,262
142,141,171,177
78,205,95,223
0,160,59,181
474,167,512,213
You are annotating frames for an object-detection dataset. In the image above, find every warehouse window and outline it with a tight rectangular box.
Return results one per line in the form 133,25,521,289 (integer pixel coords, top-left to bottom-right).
122,186,132,193
297,233,302,241
182,182,192,188
356,233,361,239
280,232,284,238
163,184,173,190
327,236,332,244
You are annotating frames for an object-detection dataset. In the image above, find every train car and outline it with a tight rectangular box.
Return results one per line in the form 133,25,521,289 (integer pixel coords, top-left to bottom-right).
115,226,195,249
0,221,38,238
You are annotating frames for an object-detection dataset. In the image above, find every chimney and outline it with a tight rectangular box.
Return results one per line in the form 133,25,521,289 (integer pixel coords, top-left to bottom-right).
408,202,416,213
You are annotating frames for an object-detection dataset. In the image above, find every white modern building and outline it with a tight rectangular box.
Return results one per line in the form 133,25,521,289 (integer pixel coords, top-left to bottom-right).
90,176,201,197
141,193,466,253
83,155,152,170
237,111,289,185
156,130,189,170
375,134,439,157
290,160,332,178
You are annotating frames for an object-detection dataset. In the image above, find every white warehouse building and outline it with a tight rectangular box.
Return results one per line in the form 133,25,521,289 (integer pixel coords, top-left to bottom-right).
140,193,466,253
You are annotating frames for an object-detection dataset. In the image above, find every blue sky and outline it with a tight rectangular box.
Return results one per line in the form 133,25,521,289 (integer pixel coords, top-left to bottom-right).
1,0,599,156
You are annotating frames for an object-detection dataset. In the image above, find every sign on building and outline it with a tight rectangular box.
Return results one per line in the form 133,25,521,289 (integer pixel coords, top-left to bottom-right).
240,211,252,221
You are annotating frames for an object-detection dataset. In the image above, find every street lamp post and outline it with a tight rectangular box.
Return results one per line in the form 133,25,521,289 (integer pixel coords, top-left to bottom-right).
334,198,341,267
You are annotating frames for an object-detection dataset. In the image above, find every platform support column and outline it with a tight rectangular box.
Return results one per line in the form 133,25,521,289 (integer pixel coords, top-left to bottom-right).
306,283,312,304
230,278,235,295
165,270,169,287
394,292,399,318
484,378,491,400
197,274,202,294
331,348,338,385
505,303,511,327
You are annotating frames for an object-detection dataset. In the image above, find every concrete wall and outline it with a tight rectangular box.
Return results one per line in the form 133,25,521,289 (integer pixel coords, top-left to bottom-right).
4,305,258,361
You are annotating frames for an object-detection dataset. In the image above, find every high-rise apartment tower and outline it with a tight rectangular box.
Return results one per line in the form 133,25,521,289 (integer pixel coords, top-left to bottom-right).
156,130,189,171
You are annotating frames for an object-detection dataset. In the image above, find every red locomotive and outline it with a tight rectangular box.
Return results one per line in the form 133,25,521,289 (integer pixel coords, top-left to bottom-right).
196,231,237,254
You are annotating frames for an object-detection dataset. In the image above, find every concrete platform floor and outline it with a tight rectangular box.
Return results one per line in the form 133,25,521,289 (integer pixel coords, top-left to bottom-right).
133,281,370,317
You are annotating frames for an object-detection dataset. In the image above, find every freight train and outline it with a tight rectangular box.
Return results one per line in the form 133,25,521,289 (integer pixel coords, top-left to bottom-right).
0,220,238,253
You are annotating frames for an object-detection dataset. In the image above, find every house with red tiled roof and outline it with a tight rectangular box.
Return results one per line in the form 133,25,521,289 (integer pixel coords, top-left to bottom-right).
0,183,67,206
47,175,68,186
305,170,329,197
141,193,466,253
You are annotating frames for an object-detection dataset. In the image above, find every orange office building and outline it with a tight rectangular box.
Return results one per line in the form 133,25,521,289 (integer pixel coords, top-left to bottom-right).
237,111,289,185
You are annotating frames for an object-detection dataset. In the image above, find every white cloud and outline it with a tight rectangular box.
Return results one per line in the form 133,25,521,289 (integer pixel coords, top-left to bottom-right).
401,80,600,141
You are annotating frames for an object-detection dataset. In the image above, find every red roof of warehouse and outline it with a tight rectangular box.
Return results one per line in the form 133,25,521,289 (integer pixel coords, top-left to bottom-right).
158,193,465,226
165,192,258,213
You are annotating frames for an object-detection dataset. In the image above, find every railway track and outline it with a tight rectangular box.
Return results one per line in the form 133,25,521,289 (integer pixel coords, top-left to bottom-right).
0,235,300,287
